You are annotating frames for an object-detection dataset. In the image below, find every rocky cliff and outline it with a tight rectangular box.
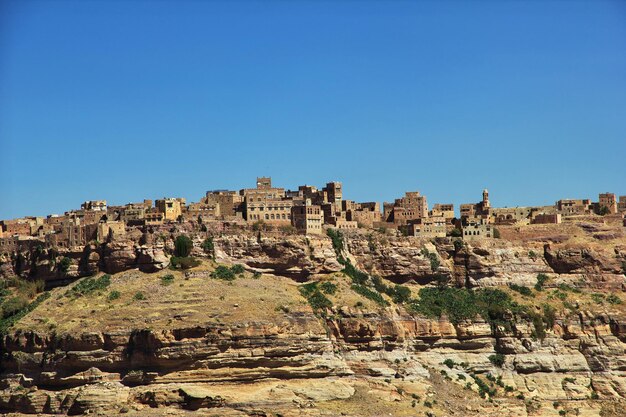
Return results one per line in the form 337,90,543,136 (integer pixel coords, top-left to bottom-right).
1,225,625,416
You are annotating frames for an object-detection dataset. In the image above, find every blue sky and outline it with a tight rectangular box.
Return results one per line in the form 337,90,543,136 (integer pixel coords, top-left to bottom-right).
1,0,625,219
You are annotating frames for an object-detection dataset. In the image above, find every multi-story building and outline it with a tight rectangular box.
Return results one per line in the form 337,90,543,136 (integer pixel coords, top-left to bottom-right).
242,177,292,224
460,189,491,222
155,198,185,221
462,218,494,240
408,217,447,238
384,191,428,225
204,190,244,219
291,200,324,234
598,192,618,214
555,198,591,215
618,196,626,213
81,200,107,212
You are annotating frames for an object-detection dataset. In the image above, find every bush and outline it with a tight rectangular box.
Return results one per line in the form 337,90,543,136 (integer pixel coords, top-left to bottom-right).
174,235,193,257
327,228,344,253
59,257,72,273
320,281,337,295
170,256,201,270
449,228,462,238
509,284,532,296
493,228,501,238
489,353,505,367
231,264,245,275
351,284,389,306
535,273,549,291
389,285,411,304
543,304,556,329
107,290,121,301
299,282,332,312
408,287,525,327
133,292,146,301
0,292,50,334
443,359,456,369
606,294,622,305
66,275,111,298
1,296,29,319
160,274,175,286
211,265,236,281
453,239,464,252
201,237,214,258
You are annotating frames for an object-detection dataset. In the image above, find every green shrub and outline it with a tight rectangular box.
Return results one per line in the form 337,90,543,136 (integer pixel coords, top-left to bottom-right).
531,314,546,340
351,284,389,306
299,282,332,312
421,249,440,271
453,239,464,252
174,235,193,257
509,284,532,296
389,285,411,304
66,275,111,298
320,281,337,295
59,257,72,273
543,304,556,329
493,228,501,238
606,294,622,305
535,273,549,291
231,264,245,275
488,353,505,367
107,290,121,301
409,287,526,327
449,228,462,238
160,274,175,286
327,228,344,253
170,256,201,270
0,292,50,334
211,265,236,281
200,237,215,258
133,292,146,301
443,359,456,369
1,296,29,319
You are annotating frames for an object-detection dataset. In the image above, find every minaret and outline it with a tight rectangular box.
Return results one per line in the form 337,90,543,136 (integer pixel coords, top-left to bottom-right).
482,189,490,209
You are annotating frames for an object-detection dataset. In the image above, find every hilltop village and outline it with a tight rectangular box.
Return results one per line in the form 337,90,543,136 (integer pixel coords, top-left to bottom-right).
1,177,625,254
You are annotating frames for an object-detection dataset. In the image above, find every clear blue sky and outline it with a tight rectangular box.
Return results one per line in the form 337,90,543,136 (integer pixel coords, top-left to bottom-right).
1,0,625,219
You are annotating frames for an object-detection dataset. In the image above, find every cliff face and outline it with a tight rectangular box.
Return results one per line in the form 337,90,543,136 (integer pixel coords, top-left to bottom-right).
1,229,625,416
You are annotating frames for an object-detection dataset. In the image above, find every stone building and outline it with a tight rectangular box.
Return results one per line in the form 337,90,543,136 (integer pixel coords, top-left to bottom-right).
408,217,447,238
598,192,618,214
555,199,591,215
460,189,491,222
462,218,493,240
531,213,562,224
155,198,185,221
430,203,455,220
204,190,244,219
97,221,126,242
384,191,428,225
0,219,32,237
81,200,107,212
345,201,382,228
242,177,292,224
291,200,324,234
618,196,626,213
491,207,532,225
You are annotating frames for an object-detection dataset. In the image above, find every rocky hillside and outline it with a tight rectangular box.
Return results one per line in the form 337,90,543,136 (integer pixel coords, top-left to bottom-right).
1,223,625,416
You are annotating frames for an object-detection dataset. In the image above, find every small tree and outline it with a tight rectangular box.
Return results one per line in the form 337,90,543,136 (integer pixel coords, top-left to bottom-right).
174,235,193,257
59,257,71,273
201,237,215,258
493,228,501,238
449,228,462,238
